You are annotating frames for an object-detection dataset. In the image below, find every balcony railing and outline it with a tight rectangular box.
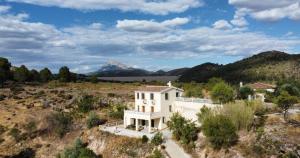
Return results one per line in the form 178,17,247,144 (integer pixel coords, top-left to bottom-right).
176,97,213,104
124,110,162,118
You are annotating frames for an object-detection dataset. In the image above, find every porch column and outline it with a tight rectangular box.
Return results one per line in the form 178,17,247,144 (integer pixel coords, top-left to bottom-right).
124,117,127,128
148,119,151,133
135,119,139,131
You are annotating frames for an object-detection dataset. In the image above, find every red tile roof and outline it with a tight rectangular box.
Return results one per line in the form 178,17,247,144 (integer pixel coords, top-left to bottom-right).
136,86,170,92
247,82,276,90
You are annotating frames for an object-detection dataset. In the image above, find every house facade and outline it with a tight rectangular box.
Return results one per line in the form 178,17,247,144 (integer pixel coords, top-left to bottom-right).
123,82,219,133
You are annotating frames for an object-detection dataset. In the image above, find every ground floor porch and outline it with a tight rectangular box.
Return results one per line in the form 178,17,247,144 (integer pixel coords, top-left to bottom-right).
124,117,165,133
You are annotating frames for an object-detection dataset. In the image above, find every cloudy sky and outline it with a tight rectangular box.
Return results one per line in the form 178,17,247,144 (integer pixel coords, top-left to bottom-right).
0,0,300,73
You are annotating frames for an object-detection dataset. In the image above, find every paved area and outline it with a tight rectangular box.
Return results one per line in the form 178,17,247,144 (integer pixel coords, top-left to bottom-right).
100,125,192,158
162,130,191,158
99,125,154,138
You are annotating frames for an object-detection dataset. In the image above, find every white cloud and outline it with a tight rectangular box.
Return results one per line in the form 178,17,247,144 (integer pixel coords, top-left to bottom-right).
1,9,300,73
6,0,204,15
212,20,232,30
116,18,190,32
0,5,11,13
230,8,249,27
229,0,300,21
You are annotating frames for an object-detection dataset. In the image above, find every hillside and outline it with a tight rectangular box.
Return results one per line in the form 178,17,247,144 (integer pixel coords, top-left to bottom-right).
179,51,300,83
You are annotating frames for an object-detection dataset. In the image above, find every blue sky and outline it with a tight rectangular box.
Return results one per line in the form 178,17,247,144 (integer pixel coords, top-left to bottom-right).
0,0,300,73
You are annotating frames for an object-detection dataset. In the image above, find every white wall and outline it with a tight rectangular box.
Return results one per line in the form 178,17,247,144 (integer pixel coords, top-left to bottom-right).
174,101,219,122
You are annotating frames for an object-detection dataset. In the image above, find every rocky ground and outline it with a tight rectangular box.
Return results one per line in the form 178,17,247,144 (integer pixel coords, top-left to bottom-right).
0,82,151,158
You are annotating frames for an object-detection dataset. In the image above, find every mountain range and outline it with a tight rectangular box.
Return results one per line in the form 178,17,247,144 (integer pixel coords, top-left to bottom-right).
88,61,188,77
89,51,300,83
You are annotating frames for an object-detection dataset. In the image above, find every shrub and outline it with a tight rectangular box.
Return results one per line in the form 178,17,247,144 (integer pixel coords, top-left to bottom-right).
180,121,198,146
10,148,36,158
245,100,266,116
77,95,95,113
197,106,213,123
141,135,149,143
147,149,165,158
0,124,6,135
238,86,254,100
168,113,198,147
222,102,254,130
108,103,127,119
151,132,163,146
25,121,37,133
202,114,238,149
86,112,106,129
58,138,98,158
167,113,186,140
9,128,22,142
45,112,72,138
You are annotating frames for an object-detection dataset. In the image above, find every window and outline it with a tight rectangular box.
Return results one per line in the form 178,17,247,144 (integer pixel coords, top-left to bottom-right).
142,93,145,99
162,117,165,123
142,106,145,112
137,93,139,99
150,93,154,100
169,105,172,112
151,106,154,112
165,93,169,100
137,106,139,112
176,92,179,97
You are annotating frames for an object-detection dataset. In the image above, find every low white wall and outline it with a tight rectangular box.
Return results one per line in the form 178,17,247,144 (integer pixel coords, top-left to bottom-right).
174,101,219,122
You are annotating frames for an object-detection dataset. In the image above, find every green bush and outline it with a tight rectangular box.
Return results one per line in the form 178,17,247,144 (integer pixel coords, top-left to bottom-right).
9,128,22,142
197,106,213,123
86,112,106,129
46,112,72,138
151,132,163,146
147,149,165,158
238,86,254,100
141,135,149,143
202,114,238,149
25,121,37,133
77,95,95,113
168,113,198,147
58,138,98,158
108,103,127,119
222,102,254,130
211,82,235,104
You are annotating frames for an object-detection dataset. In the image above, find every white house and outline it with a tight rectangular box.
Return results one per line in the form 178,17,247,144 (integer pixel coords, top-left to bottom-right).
123,82,219,133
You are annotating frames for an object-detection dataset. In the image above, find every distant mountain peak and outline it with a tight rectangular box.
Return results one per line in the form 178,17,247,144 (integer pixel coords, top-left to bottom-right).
100,61,134,71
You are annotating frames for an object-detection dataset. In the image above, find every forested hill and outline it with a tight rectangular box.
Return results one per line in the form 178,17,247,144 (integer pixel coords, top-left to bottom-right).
179,51,300,83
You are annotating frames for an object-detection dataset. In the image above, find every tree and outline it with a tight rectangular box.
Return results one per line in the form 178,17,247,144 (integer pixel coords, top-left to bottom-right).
0,57,11,87
202,114,238,149
239,86,254,100
59,66,71,82
277,91,298,121
29,69,40,82
168,113,198,147
39,68,52,82
206,77,225,91
278,84,300,97
13,65,30,82
211,82,235,104
167,113,186,140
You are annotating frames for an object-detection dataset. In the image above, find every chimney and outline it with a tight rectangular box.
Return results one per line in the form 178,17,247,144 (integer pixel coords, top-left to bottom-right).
167,81,172,87
240,82,243,88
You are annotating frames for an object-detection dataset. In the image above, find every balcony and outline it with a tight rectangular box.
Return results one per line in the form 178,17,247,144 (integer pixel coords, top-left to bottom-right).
124,110,162,119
